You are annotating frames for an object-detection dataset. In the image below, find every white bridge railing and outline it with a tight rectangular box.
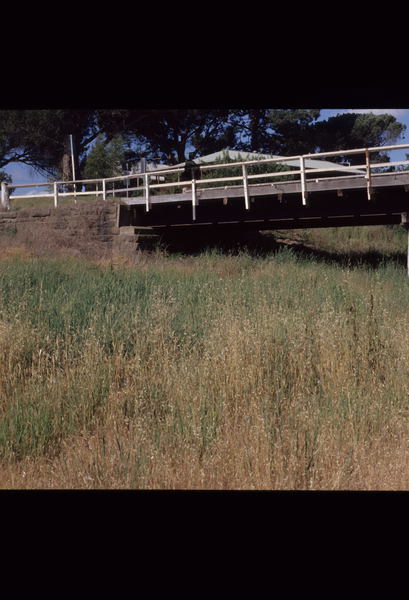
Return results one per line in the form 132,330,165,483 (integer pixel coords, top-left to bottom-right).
2,144,409,220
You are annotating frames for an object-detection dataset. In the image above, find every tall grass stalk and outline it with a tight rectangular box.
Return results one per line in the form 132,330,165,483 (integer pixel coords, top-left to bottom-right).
0,231,408,489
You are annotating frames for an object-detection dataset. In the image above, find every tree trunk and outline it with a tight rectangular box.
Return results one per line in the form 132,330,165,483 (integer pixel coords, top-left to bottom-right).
177,141,186,164
61,153,71,181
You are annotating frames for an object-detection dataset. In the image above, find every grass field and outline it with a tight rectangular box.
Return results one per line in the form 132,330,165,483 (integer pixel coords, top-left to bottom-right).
0,224,408,489
9,193,114,211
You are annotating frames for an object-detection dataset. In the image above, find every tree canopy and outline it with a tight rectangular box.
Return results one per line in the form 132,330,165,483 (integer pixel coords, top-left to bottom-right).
0,109,98,178
82,134,127,181
232,109,322,155
95,109,237,164
311,112,406,164
0,109,406,183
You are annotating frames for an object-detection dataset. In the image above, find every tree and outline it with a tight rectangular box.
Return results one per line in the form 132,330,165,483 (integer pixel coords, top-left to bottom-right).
0,170,12,185
0,170,15,198
0,109,99,179
199,150,296,188
1,109,406,183
231,109,272,153
311,112,406,164
266,109,321,155
82,135,126,189
95,109,238,164
230,109,322,155
227,110,407,162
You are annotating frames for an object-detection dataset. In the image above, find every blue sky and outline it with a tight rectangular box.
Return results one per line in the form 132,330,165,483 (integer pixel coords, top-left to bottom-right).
4,109,409,194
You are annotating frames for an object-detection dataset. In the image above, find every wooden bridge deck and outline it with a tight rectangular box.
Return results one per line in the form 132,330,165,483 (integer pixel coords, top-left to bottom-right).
119,171,409,232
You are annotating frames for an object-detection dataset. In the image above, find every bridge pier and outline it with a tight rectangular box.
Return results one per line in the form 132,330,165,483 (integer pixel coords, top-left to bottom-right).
114,225,162,255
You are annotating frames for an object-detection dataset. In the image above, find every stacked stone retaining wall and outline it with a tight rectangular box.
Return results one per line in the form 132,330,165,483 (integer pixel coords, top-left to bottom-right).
0,201,163,258
0,201,127,256
0,201,117,241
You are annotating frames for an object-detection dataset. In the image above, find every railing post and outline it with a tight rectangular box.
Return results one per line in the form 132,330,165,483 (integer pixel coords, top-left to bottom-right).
145,173,150,212
53,182,59,208
401,213,409,277
1,182,10,210
300,156,307,206
365,148,372,200
242,164,250,210
102,179,106,201
192,179,197,220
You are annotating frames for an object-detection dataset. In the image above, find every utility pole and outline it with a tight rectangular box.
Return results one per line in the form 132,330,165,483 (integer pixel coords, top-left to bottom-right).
69,134,77,202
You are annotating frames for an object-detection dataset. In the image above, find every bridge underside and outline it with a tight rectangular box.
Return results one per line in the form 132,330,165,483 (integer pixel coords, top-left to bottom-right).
118,172,409,235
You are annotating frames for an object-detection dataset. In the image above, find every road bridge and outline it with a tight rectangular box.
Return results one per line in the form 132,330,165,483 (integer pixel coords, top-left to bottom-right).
3,143,409,269
119,169,409,231
115,144,409,270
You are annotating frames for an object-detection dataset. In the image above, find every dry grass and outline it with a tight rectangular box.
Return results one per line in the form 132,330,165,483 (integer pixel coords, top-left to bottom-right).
0,227,408,490
9,193,108,211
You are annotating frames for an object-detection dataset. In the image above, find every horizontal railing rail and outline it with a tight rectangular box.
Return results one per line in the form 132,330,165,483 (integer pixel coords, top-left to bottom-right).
2,144,409,218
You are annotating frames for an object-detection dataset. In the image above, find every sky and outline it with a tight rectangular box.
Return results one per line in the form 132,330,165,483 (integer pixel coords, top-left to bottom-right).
4,109,409,195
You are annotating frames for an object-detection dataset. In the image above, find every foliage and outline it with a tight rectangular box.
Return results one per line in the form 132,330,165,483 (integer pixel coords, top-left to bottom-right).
95,109,238,164
0,109,98,178
81,134,129,195
0,170,12,185
198,150,296,187
96,109,324,163
83,135,127,183
0,109,407,184
0,170,14,196
268,109,321,150
312,112,406,164
258,109,321,155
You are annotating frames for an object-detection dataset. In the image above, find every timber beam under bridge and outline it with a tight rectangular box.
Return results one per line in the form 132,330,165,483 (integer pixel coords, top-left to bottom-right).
119,170,409,232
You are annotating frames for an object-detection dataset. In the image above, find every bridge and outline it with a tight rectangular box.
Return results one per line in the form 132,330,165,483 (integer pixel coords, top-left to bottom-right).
116,145,409,228
2,144,409,268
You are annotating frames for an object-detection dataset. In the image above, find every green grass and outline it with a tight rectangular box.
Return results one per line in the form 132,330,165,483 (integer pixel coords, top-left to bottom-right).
1,225,409,488
10,194,121,211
